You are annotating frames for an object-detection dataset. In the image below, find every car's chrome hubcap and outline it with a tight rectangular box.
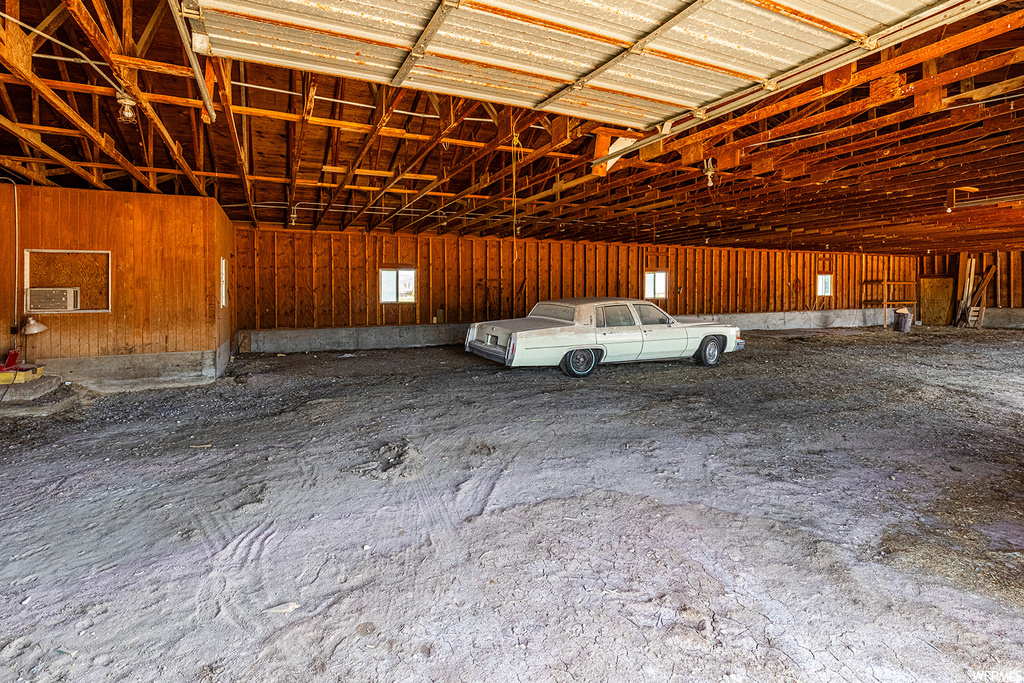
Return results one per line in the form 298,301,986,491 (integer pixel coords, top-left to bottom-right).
571,351,590,371
706,343,719,363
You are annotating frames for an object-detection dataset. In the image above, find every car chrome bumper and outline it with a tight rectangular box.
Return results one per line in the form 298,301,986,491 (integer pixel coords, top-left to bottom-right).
467,339,508,365
735,339,745,351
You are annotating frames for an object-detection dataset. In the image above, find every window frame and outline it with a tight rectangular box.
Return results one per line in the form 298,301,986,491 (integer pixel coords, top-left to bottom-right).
644,270,668,299
379,267,417,304
24,249,112,314
816,272,834,297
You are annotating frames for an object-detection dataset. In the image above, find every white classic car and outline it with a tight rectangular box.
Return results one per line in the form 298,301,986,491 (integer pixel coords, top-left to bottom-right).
465,297,744,377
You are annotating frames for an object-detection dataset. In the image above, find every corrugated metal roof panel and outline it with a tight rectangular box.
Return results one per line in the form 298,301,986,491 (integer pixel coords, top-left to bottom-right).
593,53,752,109
430,10,618,83
549,87,684,127
656,0,849,80
404,55,560,109
202,10,406,83
772,0,934,36
201,0,432,46
196,0,959,128
460,0,679,44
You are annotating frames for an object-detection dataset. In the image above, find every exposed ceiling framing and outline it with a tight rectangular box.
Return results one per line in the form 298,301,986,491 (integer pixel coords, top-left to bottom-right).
0,0,1022,254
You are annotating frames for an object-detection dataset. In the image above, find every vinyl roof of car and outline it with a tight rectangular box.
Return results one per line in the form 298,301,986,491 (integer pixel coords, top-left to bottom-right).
541,298,649,306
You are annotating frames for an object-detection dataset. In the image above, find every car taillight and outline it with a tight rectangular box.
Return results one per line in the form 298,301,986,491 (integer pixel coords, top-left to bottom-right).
505,333,516,364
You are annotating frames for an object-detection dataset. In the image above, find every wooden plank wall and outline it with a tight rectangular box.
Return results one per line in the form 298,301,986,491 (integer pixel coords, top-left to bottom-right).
213,207,235,350
919,251,1024,308
0,185,233,359
236,226,918,329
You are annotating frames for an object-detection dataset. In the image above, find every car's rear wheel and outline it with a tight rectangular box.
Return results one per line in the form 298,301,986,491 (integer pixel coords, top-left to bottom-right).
694,336,722,367
561,348,598,377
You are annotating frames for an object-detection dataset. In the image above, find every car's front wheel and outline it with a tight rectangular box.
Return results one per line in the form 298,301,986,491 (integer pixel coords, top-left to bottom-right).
694,336,722,367
561,348,598,377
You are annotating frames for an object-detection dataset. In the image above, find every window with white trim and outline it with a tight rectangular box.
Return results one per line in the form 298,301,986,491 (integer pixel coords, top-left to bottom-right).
644,271,668,299
380,268,416,303
816,273,833,297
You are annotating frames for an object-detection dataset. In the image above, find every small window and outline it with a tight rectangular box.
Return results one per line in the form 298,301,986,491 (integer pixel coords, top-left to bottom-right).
816,273,833,297
380,268,416,303
635,303,672,326
220,258,228,308
598,304,637,328
645,271,667,299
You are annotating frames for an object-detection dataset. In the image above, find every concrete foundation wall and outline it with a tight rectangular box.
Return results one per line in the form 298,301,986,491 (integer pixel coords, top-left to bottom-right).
983,308,1024,329
42,350,220,393
238,308,889,354
676,308,885,330
239,324,468,354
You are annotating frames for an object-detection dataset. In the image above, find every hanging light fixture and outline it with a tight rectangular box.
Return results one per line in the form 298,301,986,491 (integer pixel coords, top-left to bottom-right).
22,317,48,336
117,94,137,124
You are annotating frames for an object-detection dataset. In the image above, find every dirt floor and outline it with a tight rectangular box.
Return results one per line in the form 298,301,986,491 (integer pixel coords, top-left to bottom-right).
2,326,1024,682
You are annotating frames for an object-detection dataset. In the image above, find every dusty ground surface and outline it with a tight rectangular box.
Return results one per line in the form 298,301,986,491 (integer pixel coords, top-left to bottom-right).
2,326,1024,683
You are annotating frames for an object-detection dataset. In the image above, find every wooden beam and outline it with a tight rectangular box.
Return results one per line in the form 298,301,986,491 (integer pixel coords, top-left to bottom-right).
351,97,481,228
212,56,258,225
377,107,548,229
287,72,318,204
63,0,207,195
312,86,405,230
109,54,194,78
0,26,157,191
0,112,109,188
0,155,56,185
135,0,167,58
28,4,70,53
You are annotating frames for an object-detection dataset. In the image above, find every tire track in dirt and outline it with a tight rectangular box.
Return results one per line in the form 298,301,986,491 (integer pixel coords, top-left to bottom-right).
191,509,277,629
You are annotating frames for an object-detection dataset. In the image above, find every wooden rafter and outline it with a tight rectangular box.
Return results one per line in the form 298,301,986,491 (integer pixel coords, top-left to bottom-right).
349,97,481,228
211,56,257,225
287,72,317,207
0,22,158,191
0,112,109,188
378,107,548,231
312,85,405,230
62,0,207,195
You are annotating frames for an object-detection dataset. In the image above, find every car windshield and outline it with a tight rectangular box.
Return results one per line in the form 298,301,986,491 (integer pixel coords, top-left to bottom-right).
528,303,575,322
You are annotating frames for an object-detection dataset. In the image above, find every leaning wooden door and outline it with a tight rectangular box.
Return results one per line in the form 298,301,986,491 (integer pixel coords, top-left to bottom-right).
920,276,954,325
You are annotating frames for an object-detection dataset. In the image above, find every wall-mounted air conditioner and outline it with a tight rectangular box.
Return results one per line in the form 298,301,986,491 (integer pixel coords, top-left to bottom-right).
27,287,81,312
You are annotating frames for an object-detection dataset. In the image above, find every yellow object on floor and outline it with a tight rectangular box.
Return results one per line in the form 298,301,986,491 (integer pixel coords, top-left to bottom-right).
0,365,45,385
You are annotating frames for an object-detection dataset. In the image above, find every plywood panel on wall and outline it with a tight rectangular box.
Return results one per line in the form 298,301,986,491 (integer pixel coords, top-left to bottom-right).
0,186,233,359
235,226,918,331
920,251,1024,309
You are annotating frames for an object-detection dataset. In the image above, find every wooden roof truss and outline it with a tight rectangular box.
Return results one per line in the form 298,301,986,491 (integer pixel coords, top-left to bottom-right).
0,0,1022,253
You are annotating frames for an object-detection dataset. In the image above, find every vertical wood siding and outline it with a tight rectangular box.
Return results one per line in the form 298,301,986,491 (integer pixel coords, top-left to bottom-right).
0,186,233,358
235,226,918,330
919,251,1024,308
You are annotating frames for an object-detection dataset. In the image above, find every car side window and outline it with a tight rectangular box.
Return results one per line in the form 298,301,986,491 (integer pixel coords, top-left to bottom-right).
599,304,637,328
635,303,672,326
595,306,605,328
